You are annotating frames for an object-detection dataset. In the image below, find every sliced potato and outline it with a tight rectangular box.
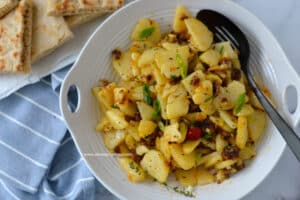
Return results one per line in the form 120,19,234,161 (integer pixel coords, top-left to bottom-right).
192,80,213,105
112,51,133,81
240,146,256,160
219,110,237,129
158,136,172,161
216,134,228,154
175,168,198,187
138,48,157,67
199,49,221,67
226,81,246,106
183,139,201,154
214,41,238,59
164,122,186,143
125,134,136,150
131,18,161,43
236,116,248,149
173,5,192,33
136,102,155,120
184,18,213,51
182,70,206,95
235,104,254,117
248,110,267,142
103,131,125,150
119,158,146,182
141,150,170,183
170,144,197,170
197,168,214,186
93,84,115,111
136,144,149,156
215,159,237,170
106,109,128,130
126,122,140,142
249,91,263,110
138,120,157,138
166,94,189,119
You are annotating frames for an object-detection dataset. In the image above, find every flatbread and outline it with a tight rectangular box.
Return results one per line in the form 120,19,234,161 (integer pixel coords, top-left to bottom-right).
64,10,107,28
0,0,19,18
31,0,74,62
0,0,33,73
47,0,124,16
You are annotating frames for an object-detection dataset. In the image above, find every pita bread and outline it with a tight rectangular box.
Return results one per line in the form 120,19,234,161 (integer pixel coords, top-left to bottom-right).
0,0,19,18
31,0,74,62
64,10,107,28
47,0,124,16
0,0,32,73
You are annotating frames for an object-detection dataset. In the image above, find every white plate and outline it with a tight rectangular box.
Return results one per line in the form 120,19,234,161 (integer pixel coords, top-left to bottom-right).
60,0,300,199
0,15,111,99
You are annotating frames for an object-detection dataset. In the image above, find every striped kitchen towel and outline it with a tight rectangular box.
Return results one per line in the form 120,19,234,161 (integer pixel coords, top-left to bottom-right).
0,65,118,200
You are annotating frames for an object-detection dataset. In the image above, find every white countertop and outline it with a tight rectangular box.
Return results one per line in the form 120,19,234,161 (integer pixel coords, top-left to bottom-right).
235,0,300,199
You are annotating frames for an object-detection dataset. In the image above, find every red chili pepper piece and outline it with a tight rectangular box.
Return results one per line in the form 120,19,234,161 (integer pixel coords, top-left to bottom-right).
186,127,202,140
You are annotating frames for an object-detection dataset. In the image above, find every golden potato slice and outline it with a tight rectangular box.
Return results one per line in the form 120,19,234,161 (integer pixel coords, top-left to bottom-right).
199,49,221,67
175,168,198,187
119,158,146,182
197,168,215,186
248,110,267,142
112,51,133,81
170,144,197,170
138,120,157,138
173,5,192,33
236,116,248,149
141,150,170,183
106,109,128,130
131,18,161,43
184,18,213,51
103,131,125,150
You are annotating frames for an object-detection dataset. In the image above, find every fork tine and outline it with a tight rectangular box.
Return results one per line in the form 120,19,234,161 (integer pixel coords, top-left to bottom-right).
215,26,239,50
220,26,240,48
215,32,226,42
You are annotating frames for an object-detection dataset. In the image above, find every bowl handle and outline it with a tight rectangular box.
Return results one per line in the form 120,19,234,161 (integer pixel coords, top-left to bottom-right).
59,62,81,123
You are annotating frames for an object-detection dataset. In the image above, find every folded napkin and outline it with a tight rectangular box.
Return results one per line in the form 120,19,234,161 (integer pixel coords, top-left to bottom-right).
0,65,118,200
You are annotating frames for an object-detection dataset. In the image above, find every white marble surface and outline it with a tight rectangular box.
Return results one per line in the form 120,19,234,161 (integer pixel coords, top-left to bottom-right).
235,0,300,199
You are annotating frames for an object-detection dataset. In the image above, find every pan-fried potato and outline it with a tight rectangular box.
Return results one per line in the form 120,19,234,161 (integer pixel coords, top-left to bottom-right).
236,116,248,149
112,51,133,81
93,5,270,187
197,168,215,186
138,120,157,138
175,168,198,187
106,109,128,130
103,131,125,150
170,144,197,170
199,49,221,67
136,102,155,120
141,150,170,183
248,110,267,142
131,18,161,43
119,158,146,182
184,18,213,51
182,139,201,154
173,5,192,33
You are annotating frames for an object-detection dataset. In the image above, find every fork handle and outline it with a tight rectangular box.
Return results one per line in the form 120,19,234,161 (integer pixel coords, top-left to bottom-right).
247,74,300,161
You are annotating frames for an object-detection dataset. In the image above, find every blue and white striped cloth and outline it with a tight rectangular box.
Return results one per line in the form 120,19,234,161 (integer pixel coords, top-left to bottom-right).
0,66,117,200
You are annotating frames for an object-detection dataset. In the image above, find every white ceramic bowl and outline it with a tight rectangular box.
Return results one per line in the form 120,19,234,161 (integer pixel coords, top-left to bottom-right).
60,0,300,199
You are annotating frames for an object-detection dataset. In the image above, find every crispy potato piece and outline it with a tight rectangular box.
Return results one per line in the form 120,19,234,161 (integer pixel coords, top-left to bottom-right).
173,5,192,33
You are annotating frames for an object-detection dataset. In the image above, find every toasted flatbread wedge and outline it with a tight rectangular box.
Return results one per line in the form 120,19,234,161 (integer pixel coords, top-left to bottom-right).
47,0,124,16
0,0,19,18
64,10,107,28
31,0,74,62
0,0,32,73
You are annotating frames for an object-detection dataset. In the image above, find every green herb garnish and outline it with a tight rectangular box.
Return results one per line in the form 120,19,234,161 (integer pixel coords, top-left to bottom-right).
176,54,187,79
202,133,212,140
152,99,161,120
129,161,135,169
139,27,155,39
219,45,225,54
234,93,246,114
204,96,213,103
158,121,165,131
142,84,153,105
129,161,140,174
111,104,119,109
162,183,195,198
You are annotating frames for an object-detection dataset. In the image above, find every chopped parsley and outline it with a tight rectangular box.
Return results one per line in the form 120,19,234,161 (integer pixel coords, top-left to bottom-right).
142,84,153,105
129,161,141,174
204,95,213,103
162,183,195,198
139,27,155,39
111,104,119,109
176,54,187,79
234,93,246,114
152,99,161,120
219,45,225,54
202,133,212,140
